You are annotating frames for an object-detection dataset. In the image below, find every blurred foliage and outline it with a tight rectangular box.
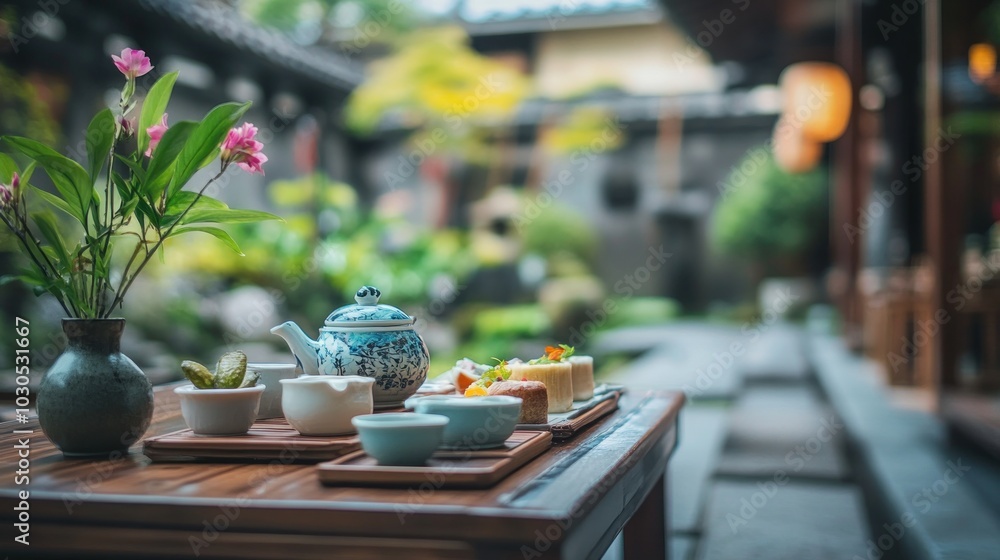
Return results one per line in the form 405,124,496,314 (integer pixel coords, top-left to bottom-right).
520,204,598,264
159,174,476,320
241,0,414,43
345,26,529,160
542,106,623,155
472,305,551,340
0,63,60,147
711,149,826,266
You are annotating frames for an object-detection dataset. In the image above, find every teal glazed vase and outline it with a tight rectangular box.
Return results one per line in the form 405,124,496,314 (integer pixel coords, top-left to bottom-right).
37,319,154,457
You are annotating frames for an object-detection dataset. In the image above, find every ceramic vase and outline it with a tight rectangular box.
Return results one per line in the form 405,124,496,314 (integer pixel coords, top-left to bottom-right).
37,319,154,457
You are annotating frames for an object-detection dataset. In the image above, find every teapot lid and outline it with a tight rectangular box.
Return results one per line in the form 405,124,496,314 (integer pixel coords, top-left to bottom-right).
324,286,414,327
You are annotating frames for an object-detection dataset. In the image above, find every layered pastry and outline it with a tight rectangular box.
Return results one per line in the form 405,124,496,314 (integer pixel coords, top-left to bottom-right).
568,355,595,401
510,361,573,413
487,380,548,424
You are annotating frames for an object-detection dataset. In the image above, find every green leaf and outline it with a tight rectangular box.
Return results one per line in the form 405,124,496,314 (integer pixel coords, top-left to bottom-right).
3,136,91,223
143,120,197,199
0,153,16,182
114,154,147,182
32,212,71,267
28,185,76,219
20,161,36,185
167,101,251,199
85,108,116,185
137,72,178,156
164,191,226,214
180,207,281,225
173,226,244,255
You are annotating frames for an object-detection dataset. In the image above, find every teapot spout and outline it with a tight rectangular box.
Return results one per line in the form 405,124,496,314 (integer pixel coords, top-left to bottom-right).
270,321,321,375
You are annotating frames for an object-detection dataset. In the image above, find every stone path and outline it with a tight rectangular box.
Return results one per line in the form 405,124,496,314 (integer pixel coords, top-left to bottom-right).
597,320,871,560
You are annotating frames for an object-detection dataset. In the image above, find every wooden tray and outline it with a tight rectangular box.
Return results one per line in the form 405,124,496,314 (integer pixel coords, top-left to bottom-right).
142,419,360,463
316,430,552,488
516,386,623,440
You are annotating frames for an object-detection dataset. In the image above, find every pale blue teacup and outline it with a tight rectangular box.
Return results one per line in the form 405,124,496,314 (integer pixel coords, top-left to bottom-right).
351,413,448,466
404,395,522,450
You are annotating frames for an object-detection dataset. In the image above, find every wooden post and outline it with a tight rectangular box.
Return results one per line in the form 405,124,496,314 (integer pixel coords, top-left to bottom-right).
832,0,865,349
923,0,961,399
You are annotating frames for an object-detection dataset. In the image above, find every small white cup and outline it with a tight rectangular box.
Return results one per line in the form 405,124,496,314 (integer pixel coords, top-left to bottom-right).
248,363,300,419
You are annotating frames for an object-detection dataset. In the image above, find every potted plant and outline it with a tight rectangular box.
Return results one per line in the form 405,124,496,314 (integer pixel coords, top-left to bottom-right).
710,149,827,312
176,351,264,436
0,48,277,456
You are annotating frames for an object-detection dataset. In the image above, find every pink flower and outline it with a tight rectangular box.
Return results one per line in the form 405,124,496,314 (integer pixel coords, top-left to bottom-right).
0,173,16,210
119,116,135,137
145,114,168,157
112,48,153,79
221,123,267,175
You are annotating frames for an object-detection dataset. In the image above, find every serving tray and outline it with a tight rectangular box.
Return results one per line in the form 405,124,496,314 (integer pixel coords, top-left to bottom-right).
316,430,552,488
516,384,623,440
142,418,360,463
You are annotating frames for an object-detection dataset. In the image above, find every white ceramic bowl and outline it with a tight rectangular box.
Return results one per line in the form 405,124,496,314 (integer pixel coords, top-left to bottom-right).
280,375,374,436
175,384,265,435
248,363,300,419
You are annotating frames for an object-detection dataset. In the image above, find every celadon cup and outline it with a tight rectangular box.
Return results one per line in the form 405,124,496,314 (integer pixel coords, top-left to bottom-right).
352,413,448,466
404,395,521,449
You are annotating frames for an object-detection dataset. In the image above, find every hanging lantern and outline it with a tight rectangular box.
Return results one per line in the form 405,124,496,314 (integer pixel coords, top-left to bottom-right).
779,62,852,143
772,117,823,173
969,43,996,84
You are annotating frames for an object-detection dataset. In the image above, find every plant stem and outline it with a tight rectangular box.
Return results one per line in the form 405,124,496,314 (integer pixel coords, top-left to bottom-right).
0,212,74,317
103,167,227,316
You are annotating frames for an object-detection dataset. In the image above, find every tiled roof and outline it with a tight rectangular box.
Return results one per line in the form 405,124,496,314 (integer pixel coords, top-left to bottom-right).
419,0,662,34
139,0,363,90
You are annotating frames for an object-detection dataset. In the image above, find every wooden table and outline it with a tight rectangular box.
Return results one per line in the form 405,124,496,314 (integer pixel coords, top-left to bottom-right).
0,385,683,560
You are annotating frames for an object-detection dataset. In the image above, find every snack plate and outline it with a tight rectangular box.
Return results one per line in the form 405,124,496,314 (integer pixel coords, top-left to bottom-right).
316,430,552,488
515,384,624,440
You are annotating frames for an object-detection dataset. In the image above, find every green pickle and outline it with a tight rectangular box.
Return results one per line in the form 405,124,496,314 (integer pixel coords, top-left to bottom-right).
238,369,260,389
181,360,214,389
214,351,248,388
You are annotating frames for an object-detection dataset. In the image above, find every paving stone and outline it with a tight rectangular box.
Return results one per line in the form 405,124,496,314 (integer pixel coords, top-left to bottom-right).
603,324,745,400
715,386,849,480
670,535,697,560
698,480,870,560
741,323,810,383
671,403,732,532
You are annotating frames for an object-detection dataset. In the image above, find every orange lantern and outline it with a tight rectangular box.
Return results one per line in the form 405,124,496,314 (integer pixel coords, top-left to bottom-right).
779,62,852,143
969,43,996,84
772,117,823,173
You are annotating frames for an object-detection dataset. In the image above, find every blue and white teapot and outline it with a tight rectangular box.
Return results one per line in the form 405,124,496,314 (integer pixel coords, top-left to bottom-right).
270,286,429,408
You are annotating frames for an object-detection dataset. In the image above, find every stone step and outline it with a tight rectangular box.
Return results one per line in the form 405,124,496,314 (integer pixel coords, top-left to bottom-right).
671,403,732,533
741,323,810,383
715,386,850,480
698,480,870,560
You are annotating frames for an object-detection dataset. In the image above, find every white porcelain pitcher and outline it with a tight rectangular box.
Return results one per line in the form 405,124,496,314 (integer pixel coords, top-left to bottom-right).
279,375,374,436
